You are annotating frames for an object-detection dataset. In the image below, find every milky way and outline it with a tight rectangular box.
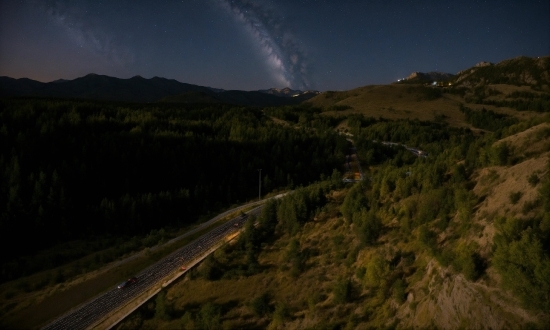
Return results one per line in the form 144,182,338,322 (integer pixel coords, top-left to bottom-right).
217,0,310,89
41,0,134,67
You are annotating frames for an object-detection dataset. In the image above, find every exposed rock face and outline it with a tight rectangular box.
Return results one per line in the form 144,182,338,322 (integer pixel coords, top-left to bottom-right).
405,71,455,82
475,61,493,67
397,260,541,329
455,55,550,86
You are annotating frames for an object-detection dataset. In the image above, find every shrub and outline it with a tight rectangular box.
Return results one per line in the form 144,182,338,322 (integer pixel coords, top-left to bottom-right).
155,290,171,320
333,278,352,304
509,191,523,204
528,173,540,187
392,279,406,304
355,266,366,280
271,302,289,327
493,228,550,311
522,198,542,215
250,292,272,316
452,243,484,281
417,225,437,253
198,303,221,330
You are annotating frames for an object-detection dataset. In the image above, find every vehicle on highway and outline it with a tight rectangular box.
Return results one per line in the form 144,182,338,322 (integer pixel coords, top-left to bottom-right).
117,277,137,289
42,205,265,330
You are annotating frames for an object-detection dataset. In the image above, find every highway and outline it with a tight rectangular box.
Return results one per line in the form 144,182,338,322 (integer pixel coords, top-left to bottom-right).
42,207,261,330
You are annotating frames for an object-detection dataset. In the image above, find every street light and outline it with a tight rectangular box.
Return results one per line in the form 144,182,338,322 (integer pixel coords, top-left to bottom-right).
258,169,262,201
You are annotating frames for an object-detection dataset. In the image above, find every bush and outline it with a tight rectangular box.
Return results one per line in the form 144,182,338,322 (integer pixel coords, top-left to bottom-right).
333,278,352,303
197,255,221,280
509,191,523,204
355,266,366,280
271,302,289,327
155,290,171,320
417,225,437,252
493,228,550,311
250,292,272,316
452,243,484,281
198,303,221,330
528,173,540,187
522,198,542,215
392,279,406,304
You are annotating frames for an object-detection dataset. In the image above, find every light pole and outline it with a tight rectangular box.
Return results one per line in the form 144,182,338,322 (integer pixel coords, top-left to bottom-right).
258,169,262,201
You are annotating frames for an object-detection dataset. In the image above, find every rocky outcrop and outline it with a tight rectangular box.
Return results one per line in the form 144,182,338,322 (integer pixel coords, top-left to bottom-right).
475,61,493,67
455,56,550,86
405,71,455,82
396,260,542,329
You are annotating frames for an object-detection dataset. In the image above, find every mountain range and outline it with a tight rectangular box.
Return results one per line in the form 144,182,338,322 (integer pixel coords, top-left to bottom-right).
2,55,548,106
0,74,319,107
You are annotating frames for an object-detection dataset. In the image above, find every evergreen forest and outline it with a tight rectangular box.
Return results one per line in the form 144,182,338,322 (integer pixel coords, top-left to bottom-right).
0,98,347,282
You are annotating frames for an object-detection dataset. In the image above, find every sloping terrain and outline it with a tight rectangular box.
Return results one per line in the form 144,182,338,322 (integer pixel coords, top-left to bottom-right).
307,84,467,125
453,56,550,88
306,56,550,130
116,116,550,329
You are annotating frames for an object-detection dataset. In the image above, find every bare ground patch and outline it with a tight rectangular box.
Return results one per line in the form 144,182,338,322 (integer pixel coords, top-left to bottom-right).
397,259,542,329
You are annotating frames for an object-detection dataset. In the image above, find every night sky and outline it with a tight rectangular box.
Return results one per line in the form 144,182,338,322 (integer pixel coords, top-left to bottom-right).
0,0,548,91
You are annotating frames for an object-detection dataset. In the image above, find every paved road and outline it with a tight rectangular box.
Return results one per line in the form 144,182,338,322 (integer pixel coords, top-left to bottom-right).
42,208,261,330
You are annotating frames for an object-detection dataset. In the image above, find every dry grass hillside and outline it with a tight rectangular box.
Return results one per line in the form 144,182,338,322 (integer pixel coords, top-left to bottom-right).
453,56,550,89
307,84,467,126
307,84,547,132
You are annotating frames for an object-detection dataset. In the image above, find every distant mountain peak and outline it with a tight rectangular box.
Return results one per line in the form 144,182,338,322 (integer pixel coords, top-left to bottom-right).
475,61,493,67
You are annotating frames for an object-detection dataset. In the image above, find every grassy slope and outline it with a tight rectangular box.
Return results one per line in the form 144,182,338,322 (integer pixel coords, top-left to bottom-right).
308,84,468,126
307,81,547,130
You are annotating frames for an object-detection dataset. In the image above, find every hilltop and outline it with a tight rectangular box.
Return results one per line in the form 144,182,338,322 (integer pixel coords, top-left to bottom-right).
453,56,550,88
305,55,550,129
399,71,455,83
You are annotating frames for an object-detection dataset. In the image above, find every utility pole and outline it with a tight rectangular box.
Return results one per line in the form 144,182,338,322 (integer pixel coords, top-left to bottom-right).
258,169,262,201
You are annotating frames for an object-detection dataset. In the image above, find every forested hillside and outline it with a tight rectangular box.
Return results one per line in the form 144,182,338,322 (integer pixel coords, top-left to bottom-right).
0,98,347,282
117,107,550,329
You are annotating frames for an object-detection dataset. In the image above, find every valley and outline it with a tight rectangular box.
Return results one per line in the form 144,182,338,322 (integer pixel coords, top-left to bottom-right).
0,55,549,329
